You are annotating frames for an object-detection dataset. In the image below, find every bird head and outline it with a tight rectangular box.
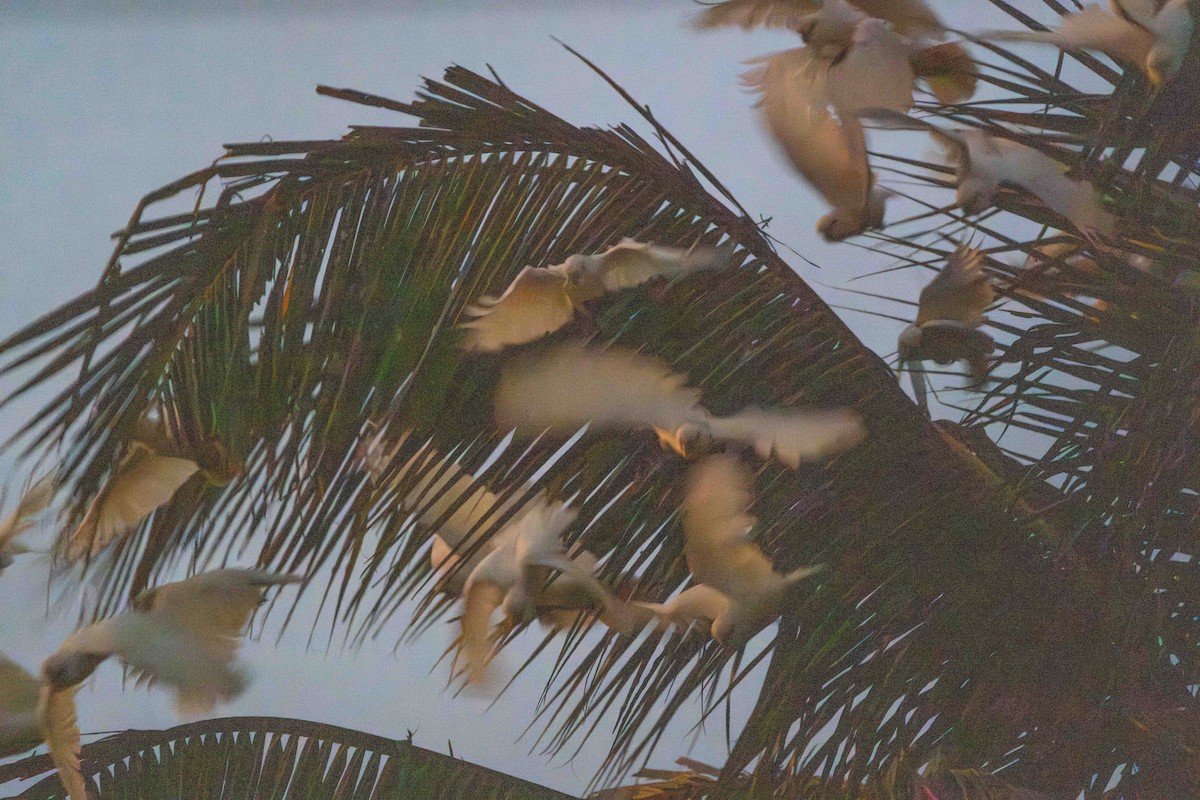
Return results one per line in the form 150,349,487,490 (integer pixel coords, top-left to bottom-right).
1147,46,1182,89
41,650,107,691
897,324,924,361
654,423,710,459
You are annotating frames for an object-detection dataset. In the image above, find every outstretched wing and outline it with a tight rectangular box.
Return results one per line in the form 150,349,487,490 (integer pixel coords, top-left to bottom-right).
65,444,199,561
680,455,780,604
709,407,866,468
1005,144,1118,241
917,246,996,326
594,239,734,292
693,0,821,31
983,5,1151,67
459,266,575,352
494,344,702,436
745,47,871,214
825,18,916,115
0,472,56,551
38,684,87,800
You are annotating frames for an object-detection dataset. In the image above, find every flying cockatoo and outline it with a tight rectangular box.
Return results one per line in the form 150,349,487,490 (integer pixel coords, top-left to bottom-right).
459,239,734,352
694,0,947,39
38,568,301,800
864,109,1119,244
65,417,241,561
981,0,1194,88
0,654,41,759
493,344,866,469
457,495,633,684
676,455,823,647
0,473,56,573
898,246,998,408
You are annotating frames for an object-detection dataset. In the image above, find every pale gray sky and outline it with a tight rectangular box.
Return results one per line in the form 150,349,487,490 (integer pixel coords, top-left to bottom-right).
0,2,1030,796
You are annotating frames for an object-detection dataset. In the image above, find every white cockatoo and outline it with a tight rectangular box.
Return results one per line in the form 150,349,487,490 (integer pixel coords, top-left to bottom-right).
493,344,866,469
459,239,734,352
898,246,998,406
38,568,301,800
694,0,947,39
982,0,1194,88
864,109,1119,243
66,417,240,561
676,455,823,647
457,495,633,684
0,473,56,573
0,654,41,758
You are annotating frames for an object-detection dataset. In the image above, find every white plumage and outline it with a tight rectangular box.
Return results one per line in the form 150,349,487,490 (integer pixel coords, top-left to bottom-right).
38,568,301,799
982,0,1193,87
678,455,822,646
694,0,947,38
494,344,866,469
460,239,733,352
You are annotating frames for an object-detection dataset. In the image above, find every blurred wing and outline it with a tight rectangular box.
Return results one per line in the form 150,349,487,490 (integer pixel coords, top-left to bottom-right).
107,614,246,715
917,246,996,326
38,684,87,800
693,0,820,30
594,239,734,292
985,6,1151,66
460,267,575,352
0,472,56,548
745,48,870,213
494,344,701,435
841,0,945,36
670,584,733,624
461,580,505,684
137,568,300,662
1148,0,1194,64
709,407,867,468
66,445,199,560
1000,143,1117,240
401,448,509,549
826,19,916,115
680,455,778,602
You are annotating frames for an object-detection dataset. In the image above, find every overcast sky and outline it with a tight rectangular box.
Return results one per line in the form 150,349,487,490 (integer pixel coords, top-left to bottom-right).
0,2,1029,796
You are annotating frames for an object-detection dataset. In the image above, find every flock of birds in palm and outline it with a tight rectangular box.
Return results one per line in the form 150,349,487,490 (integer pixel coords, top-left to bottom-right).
0,0,1192,796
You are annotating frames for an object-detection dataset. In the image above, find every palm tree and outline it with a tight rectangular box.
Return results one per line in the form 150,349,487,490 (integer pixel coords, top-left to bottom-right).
1,1,1197,797
0,716,576,799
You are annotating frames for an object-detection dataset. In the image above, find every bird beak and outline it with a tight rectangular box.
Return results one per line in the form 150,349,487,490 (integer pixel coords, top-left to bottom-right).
654,427,687,458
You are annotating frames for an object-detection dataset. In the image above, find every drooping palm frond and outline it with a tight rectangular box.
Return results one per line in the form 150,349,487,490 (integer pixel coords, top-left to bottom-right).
0,30,1175,800
0,716,577,800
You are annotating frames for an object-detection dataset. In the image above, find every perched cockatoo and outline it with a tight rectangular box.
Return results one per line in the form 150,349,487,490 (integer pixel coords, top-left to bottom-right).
493,344,866,469
864,109,1119,243
0,473,56,573
65,417,241,561
632,584,733,636
0,654,41,758
38,568,301,800
898,246,997,407
457,496,632,684
459,239,734,352
982,0,1194,88
677,455,822,647
694,0,947,39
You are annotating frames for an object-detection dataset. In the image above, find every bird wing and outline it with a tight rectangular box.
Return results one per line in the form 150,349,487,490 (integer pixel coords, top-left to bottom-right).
745,47,872,213
666,584,733,625
134,568,300,666
0,472,56,550
825,18,917,115
707,407,867,468
917,246,996,326
494,344,702,435
593,239,734,293
37,683,87,800
1146,0,1194,61
994,140,1117,240
401,448,510,549
459,267,575,352
693,0,821,30
695,0,943,36
680,455,782,603
461,578,506,685
986,5,1151,66
65,445,199,561
859,108,972,172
